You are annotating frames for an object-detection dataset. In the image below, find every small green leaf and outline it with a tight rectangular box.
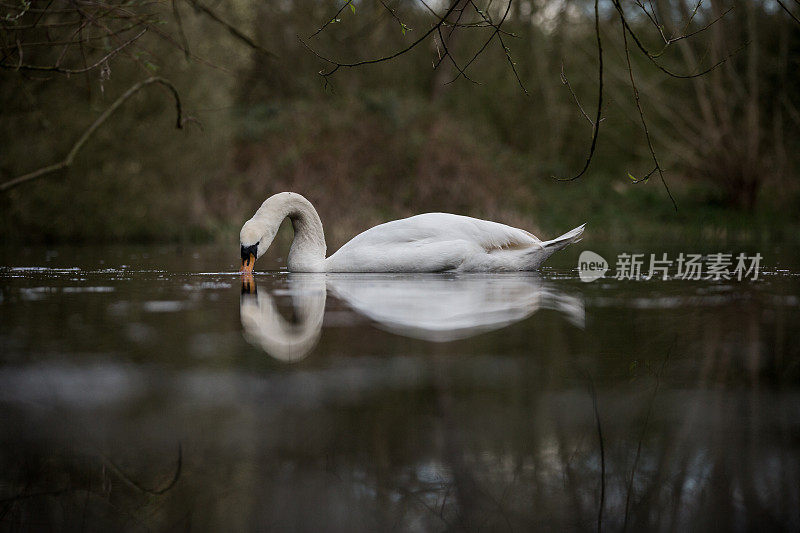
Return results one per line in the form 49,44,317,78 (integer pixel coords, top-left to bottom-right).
348,1,355,13
144,60,159,72
627,172,637,181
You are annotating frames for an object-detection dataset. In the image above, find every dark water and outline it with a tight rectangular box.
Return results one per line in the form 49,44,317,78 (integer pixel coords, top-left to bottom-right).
1,244,799,531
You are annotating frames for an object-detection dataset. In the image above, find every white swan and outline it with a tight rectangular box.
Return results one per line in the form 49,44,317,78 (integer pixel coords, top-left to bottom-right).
240,192,585,273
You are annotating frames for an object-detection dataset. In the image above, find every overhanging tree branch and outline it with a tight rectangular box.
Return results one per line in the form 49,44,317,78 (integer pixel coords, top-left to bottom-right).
620,19,677,210
0,77,190,193
611,0,744,79
555,0,603,181
776,0,800,25
298,0,462,77
0,26,146,72
184,0,276,58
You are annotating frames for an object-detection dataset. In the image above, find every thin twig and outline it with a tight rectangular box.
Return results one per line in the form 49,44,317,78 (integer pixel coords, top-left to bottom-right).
649,7,734,58
378,0,408,31
620,20,677,210
308,0,352,39
560,63,593,126
102,444,182,495
498,36,527,94
435,0,469,71
445,0,513,84
2,0,30,22
171,0,191,61
622,340,674,531
0,21,142,48
586,373,605,533
776,0,800,24
432,0,469,72
555,0,602,181
184,0,276,57
612,0,744,79
467,0,527,93
299,0,461,77
437,24,478,83
0,26,146,72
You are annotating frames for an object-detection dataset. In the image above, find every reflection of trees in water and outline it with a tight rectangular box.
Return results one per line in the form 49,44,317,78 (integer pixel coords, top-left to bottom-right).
2,381,798,529
0,444,183,529
1,293,798,530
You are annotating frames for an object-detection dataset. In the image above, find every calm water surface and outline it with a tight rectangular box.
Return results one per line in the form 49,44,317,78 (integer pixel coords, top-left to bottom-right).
1,244,799,531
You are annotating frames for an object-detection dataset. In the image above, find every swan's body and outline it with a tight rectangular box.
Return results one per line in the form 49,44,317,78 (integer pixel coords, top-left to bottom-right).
240,192,585,273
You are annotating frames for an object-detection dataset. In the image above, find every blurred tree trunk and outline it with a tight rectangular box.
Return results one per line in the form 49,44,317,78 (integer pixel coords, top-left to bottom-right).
663,0,780,210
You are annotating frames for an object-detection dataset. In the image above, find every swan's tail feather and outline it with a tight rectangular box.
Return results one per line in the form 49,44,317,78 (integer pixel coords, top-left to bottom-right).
522,223,586,270
541,223,586,252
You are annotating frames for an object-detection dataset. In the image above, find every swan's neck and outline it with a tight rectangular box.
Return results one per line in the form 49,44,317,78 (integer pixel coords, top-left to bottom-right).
254,193,327,272
286,199,326,272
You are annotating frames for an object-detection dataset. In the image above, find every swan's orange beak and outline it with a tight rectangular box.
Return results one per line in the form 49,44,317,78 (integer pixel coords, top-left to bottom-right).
240,253,256,273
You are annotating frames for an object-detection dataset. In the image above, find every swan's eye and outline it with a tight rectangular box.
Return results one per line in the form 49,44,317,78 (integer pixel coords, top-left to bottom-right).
241,243,258,262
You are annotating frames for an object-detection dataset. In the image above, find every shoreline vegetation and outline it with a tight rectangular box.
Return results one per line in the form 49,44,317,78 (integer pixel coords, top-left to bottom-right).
2,95,797,247
1,1,797,246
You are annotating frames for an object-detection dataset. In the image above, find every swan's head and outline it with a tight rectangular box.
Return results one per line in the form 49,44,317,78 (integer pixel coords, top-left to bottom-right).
240,219,276,273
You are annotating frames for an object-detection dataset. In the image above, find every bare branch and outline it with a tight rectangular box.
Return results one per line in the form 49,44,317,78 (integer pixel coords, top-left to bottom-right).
776,0,800,25
560,64,593,126
466,0,527,93
498,38,528,95
2,0,30,22
0,27,146,72
299,0,462,77
184,0,276,58
620,19,677,210
1,77,191,193
378,0,409,32
308,0,353,39
585,372,605,533
171,0,191,61
555,0,603,181
101,444,182,496
437,24,479,84
612,0,744,79
650,7,734,57
444,0,512,84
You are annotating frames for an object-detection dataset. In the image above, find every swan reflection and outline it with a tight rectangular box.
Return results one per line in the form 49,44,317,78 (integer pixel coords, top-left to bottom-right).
239,274,326,362
240,274,583,360
328,274,584,341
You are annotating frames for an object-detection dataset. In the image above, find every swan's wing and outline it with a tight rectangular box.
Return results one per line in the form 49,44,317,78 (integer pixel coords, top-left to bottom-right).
354,213,539,248
327,238,478,273
325,213,544,272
